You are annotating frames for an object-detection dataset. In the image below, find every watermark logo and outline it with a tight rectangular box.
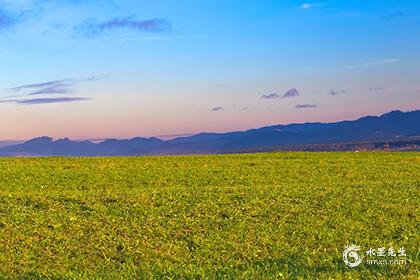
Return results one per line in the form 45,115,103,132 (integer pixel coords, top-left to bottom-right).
343,245,363,267
343,245,407,268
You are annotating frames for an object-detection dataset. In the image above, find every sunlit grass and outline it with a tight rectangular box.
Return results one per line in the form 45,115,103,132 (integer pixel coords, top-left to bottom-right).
0,152,418,279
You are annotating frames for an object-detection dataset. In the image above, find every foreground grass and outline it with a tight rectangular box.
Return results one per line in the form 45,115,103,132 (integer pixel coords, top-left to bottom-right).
0,152,418,279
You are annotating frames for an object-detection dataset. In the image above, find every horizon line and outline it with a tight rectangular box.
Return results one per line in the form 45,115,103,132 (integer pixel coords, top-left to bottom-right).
0,108,415,143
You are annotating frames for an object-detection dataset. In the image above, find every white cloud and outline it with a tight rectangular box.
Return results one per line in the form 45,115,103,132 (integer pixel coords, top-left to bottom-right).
300,3,322,9
301,3,313,9
346,59,400,69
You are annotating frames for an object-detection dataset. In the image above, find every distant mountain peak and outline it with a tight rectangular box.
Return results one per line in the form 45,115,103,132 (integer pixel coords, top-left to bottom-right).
381,110,403,116
24,136,53,145
55,138,72,144
1,109,419,156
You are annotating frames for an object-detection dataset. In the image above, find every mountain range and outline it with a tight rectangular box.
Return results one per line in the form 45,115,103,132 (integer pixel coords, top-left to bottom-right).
1,109,419,156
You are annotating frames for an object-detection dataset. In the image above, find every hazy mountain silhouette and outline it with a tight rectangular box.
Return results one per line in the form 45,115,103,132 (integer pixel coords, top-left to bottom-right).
0,140,23,148
0,110,419,156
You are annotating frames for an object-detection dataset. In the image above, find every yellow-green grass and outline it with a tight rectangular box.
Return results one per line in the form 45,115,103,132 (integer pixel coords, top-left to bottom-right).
0,152,418,279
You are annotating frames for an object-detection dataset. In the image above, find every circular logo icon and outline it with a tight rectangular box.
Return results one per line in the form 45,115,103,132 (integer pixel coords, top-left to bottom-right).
343,245,363,268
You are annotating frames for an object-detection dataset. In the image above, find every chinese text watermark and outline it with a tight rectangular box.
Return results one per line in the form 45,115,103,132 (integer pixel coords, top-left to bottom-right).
343,245,407,268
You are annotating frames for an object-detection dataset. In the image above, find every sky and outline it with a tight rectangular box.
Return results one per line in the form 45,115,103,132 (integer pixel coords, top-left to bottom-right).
0,0,419,140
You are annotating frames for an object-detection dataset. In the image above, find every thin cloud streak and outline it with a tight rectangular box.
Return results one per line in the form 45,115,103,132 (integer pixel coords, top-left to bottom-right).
28,85,72,96
330,89,347,96
346,59,400,69
4,76,102,99
10,79,68,92
211,106,223,112
1,76,100,105
295,104,317,109
9,76,101,92
16,97,91,105
77,17,171,38
368,87,384,91
261,93,279,99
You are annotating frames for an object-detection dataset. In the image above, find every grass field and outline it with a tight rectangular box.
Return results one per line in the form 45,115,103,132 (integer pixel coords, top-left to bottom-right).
0,152,418,279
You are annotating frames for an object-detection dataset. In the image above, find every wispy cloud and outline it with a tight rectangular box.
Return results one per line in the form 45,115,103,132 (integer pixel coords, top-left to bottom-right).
2,76,101,105
330,89,347,96
0,97,91,105
300,3,323,9
368,87,383,91
282,88,299,98
7,76,101,97
211,106,223,112
346,59,400,69
28,85,72,96
17,97,91,105
261,93,279,100
77,17,171,38
295,103,317,109
10,79,72,92
261,89,299,100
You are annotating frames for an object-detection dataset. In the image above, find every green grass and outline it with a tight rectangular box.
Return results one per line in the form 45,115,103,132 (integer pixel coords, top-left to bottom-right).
0,152,418,279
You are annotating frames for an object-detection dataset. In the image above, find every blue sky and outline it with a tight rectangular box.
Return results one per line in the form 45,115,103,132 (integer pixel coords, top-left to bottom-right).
0,0,419,140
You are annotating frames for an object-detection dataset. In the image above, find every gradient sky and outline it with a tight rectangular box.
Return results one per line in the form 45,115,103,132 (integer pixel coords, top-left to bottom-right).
0,0,419,140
